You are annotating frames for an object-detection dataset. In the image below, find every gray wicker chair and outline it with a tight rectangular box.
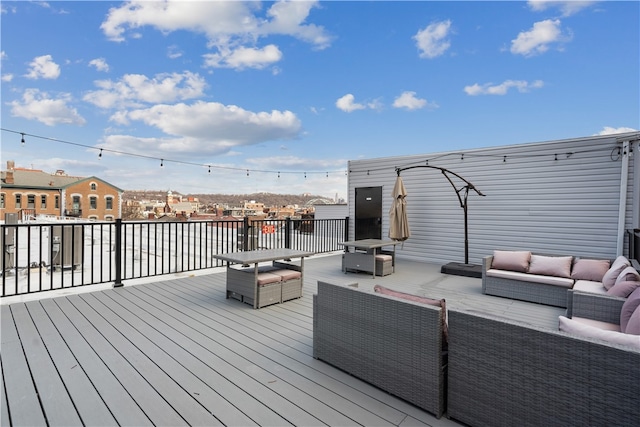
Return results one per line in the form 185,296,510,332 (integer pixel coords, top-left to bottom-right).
447,309,640,427
313,280,447,418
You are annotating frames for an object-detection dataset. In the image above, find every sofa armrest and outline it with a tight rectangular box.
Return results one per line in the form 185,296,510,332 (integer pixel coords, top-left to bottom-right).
481,255,493,293
567,290,625,323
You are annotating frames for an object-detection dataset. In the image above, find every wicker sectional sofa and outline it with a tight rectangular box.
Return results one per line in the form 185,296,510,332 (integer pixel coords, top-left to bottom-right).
312,280,447,418
482,251,630,308
447,309,640,427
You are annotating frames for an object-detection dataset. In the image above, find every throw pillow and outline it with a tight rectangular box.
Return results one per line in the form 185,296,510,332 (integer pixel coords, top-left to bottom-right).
570,258,611,282
374,284,444,307
559,316,640,348
528,255,573,278
602,256,631,290
607,280,640,298
620,287,640,332
615,266,640,285
491,250,531,272
625,306,640,335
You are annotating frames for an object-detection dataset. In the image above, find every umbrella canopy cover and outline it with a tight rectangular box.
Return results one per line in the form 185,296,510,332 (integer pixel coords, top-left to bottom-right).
389,176,410,241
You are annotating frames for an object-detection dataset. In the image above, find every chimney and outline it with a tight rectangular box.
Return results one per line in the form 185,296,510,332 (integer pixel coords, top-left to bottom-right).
5,160,15,184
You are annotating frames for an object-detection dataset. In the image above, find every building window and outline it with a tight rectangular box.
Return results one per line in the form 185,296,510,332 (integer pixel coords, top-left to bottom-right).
105,215,114,221
27,195,36,209
41,195,47,209
54,195,59,209
90,182,97,191
15,194,22,209
0,193,4,209
106,196,113,210
90,196,97,210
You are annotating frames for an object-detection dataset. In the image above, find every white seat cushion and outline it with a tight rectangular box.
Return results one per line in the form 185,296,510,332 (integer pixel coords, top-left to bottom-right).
486,269,574,288
573,280,607,294
571,316,620,332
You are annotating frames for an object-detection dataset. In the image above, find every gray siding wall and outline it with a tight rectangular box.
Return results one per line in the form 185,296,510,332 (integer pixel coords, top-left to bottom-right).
347,133,639,265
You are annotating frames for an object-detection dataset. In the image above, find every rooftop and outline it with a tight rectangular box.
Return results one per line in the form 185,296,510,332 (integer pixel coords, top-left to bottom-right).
1,253,564,426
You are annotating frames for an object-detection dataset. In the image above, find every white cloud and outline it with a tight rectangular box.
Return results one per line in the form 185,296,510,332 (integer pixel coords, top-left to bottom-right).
83,71,206,109
2,74,13,82
167,45,183,59
1,51,6,60
464,79,544,96
336,94,366,112
393,91,439,111
9,88,86,126
258,1,332,49
414,20,452,59
100,0,331,70
89,57,110,72
203,44,283,70
511,19,571,57
103,101,302,157
25,55,60,79
597,126,638,135
528,1,596,17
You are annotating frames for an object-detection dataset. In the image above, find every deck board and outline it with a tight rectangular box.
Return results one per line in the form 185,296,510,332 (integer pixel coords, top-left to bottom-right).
38,298,154,427
1,254,568,426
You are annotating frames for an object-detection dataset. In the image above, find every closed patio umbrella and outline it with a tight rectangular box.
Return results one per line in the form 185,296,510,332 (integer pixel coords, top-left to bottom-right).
389,175,410,241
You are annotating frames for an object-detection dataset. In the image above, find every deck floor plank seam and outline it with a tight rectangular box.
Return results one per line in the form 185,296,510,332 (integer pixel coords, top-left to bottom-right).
37,298,154,426
115,285,341,426
24,301,118,426
1,305,47,427
133,278,414,426
93,289,292,427
122,282,398,426
53,296,189,426
66,293,227,427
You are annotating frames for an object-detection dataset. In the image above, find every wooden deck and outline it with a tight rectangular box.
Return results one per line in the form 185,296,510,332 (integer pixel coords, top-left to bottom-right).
1,253,565,426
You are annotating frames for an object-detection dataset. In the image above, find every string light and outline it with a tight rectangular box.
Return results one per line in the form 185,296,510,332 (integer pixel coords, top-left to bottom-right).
20,133,25,146
208,165,211,174
160,159,164,167
98,149,103,159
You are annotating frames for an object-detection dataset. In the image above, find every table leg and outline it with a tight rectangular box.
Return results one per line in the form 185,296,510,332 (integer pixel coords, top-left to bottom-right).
253,263,258,309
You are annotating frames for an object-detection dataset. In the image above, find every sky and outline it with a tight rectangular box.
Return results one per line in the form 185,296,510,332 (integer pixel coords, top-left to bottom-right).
1,1,638,201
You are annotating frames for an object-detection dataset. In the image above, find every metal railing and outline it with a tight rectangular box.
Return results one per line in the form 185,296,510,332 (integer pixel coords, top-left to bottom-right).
0,217,348,297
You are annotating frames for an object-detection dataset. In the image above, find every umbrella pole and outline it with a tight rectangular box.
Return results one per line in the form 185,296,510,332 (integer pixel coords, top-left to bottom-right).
463,189,469,265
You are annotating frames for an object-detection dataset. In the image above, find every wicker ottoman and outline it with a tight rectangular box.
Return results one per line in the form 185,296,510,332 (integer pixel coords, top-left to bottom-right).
375,254,393,276
274,269,303,302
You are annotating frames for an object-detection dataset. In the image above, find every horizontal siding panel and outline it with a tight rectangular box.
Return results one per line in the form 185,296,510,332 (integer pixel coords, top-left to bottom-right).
348,133,639,264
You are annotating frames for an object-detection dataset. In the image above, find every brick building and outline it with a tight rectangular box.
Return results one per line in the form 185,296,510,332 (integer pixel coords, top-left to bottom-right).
0,160,123,221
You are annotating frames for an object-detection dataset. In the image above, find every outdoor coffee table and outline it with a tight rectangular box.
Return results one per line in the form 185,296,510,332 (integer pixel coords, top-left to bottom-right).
214,248,315,308
338,239,403,278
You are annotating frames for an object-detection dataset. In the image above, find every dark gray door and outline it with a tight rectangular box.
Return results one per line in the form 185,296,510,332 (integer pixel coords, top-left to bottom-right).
355,186,382,240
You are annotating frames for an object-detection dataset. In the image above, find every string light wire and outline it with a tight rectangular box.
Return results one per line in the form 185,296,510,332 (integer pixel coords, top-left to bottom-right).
1,128,347,178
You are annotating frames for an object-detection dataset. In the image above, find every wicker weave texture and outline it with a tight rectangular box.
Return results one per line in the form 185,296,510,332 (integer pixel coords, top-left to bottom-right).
448,310,640,427
281,279,303,302
313,281,446,418
482,256,570,307
567,290,626,322
226,267,282,308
